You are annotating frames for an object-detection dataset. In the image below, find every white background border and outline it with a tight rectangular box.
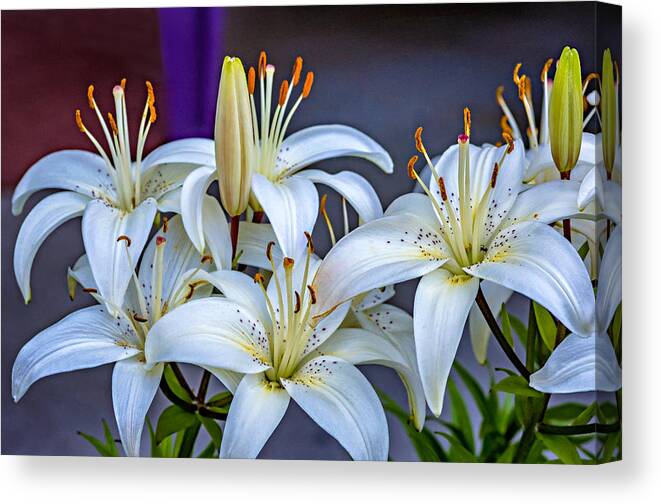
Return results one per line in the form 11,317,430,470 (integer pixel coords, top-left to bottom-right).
1,0,657,502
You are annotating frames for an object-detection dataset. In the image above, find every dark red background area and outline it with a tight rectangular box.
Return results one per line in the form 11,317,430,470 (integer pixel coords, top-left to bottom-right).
1,9,167,187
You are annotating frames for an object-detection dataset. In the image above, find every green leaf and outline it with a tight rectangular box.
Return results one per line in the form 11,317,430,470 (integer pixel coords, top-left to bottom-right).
156,405,198,445
493,376,543,398
537,433,582,464
199,415,223,449
509,314,528,346
499,304,514,347
598,431,621,463
611,304,622,351
197,441,217,458
379,390,446,462
436,432,478,462
77,421,118,457
206,391,233,409
453,362,495,426
533,302,556,351
577,241,590,260
496,444,517,463
446,378,474,453
572,403,597,426
545,403,590,424
177,421,201,458
164,365,194,402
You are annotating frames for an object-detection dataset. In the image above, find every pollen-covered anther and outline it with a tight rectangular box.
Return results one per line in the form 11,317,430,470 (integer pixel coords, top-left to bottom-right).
254,272,265,285
292,56,303,86
266,241,275,262
502,132,515,153
513,62,522,84
107,112,119,136
302,71,314,99
582,72,600,90
116,235,132,247
75,109,86,133
407,155,419,180
304,231,315,253
490,162,500,188
463,107,471,137
437,176,448,201
500,115,513,136
294,291,301,314
155,236,166,246
278,80,289,106
120,78,127,90
184,284,197,301
258,50,267,79
517,75,528,101
162,216,169,233
414,127,424,153
248,67,256,95
496,85,505,104
146,81,155,106
200,255,213,264
307,284,317,305
133,313,148,323
83,287,98,294
283,257,295,269
541,58,554,81
87,85,95,109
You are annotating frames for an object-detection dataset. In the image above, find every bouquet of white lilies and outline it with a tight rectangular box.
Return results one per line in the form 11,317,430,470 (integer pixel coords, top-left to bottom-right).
10,46,622,463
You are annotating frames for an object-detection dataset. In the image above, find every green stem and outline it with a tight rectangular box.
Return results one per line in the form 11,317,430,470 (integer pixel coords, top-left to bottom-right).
537,422,620,435
525,300,537,370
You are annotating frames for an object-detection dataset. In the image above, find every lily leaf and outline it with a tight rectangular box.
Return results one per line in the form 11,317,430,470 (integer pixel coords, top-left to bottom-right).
499,304,514,347
537,433,582,464
435,432,478,462
533,302,557,351
447,378,474,453
199,414,223,449
77,419,119,457
493,375,543,398
155,405,198,445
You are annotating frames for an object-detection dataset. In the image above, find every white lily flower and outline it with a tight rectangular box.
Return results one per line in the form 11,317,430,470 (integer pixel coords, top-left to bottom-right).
146,234,411,460
12,215,219,456
12,80,215,307
313,114,595,416
181,51,392,258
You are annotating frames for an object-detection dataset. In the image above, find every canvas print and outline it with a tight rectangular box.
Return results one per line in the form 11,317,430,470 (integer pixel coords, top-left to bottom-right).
1,2,622,462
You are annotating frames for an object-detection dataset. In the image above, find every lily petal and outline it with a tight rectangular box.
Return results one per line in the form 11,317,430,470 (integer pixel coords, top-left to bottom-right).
465,221,595,337
384,192,441,230
157,187,182,213
597,225,622,332
467,281,513,365
200,196,233,270
529,333,621,393
353,285,396,312
282,356,388,461
181,165,216,253
67,254,96,300
141,163,206,201
82,198,158,312
525,133,596,182
313,214,448,318
204,367,243,394
112,356,164,457
12,150,115,215
14,191,89,302
251,173,319,259
141,138,214,171
296,169,383,223
237,222,283,270
219,373,290,459
500,180,586,229
414,269,480,416
145,297,271,373
12,306,141,401
275,124,393,178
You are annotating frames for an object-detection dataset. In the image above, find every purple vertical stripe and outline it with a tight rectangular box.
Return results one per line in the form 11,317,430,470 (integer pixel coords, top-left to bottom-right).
158,7,226,138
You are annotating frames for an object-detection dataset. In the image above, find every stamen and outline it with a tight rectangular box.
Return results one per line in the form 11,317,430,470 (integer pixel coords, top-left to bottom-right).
407,155,419,180
120,78,127,90
87,85,95,109
184,284,196,301
292,56,303,86
437,176,448,201
414,127,424,153
463,107,471,138
75,109,86,133
513,63,522,84
307,285,317,305
156,236,166,246
294,291,301,314
248,67,256,95
117,235,132,247
258,51,267,79
283,257,295,269
320,194,336,246
254,272,265,285
304,231,314,254
582,72,600,94
490,162,500,188
146,81,157,123
133,314,148,323
201,255,213,264
107,112,119,136
278,80,289,106
302,72,314,98
500,115,513,136
496,85,522,140
502,132,515,153
541,58,554,82
517,74,527,100
83,287,98,294
162,216,169,233
266,241,275,262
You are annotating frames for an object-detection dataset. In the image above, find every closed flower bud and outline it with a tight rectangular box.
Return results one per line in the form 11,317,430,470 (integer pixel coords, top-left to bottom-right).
601,48,617,175
549,46,583,173
215,56,255,216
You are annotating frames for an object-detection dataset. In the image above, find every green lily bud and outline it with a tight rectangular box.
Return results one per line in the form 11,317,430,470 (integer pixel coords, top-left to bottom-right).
549,46,583,174
601,48,617,175
215,56,255,216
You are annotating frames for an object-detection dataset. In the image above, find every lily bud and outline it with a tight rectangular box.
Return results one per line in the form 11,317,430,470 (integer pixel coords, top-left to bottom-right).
215,56,255,216
601,48,617,175
549,46,583,173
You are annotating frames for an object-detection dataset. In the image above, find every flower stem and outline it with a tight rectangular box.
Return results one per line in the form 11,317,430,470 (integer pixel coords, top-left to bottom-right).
197,370,211,402
475,286,530,379
170,362,194,399
537,422,620,435
230,215,240,261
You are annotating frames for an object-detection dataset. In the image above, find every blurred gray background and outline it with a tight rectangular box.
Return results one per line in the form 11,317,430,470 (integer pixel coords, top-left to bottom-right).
1,3,621,459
